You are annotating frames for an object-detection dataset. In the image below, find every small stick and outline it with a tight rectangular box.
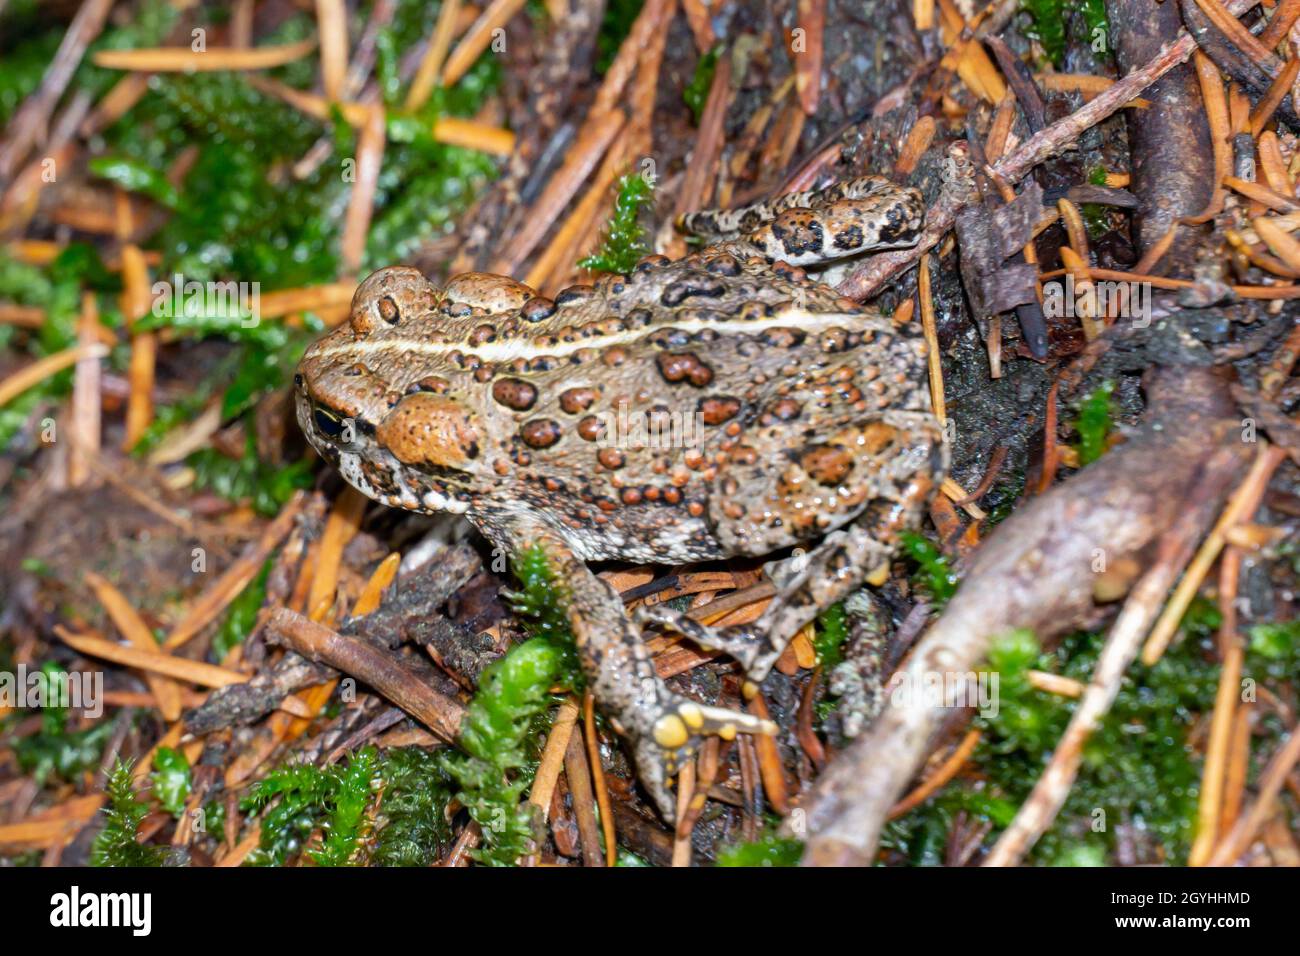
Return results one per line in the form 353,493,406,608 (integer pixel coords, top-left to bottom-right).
1249,56,1300,134
315,0,350,102
405,0,462,111
527,698,581,821
1141,445,1287,665
340,105,386,275
0,343,108,407
584,692,618,867
888,728,981,819
266,607,465,743
795,0,826,115
563,727,605,866
69,294,102,486
918,254,946,426
1259,0,1300,47
442,0,529,87
1208,718,1300,864
55,626,252,689
92,39,318,72
86,572,183,721
1188,547,1244,866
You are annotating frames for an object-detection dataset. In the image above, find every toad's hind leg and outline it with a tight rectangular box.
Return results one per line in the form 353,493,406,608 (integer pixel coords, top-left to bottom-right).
640,415,944,687
505,521,775,823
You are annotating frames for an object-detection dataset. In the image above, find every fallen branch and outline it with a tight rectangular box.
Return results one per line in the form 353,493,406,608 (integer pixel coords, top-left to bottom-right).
796,366,1248,865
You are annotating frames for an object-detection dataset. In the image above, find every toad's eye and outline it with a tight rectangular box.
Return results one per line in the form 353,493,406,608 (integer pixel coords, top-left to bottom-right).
313,406,345,439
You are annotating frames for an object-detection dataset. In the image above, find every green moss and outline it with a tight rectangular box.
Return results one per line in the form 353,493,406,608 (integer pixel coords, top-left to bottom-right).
887,617,1222,865
684,45,722,125
151,747,191,817
579,173,655,275
310,746,379,867
89,155,181,209
812,603,849,669
716,830,804,867
899,531,959,609
241,746,379,866
187,434,314,517
440,544,580,865
10,663,115,786
92,760,165,867
213,560,271,661
1073,380,1115,466
371,747,455,866
596,0,645,74
443,639,567,865
1021,0,1110,66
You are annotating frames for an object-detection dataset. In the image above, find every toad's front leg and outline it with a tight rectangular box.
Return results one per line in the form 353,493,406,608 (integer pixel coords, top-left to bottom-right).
498,518,775,823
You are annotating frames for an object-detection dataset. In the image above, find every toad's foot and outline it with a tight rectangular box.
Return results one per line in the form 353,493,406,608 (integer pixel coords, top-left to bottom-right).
506,520,775,823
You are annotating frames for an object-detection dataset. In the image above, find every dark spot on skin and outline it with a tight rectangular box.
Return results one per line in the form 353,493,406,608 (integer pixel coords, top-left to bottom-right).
660,276,727,306
443,301,472,318
769,261,807,282
621,487,643,505
577,415,605,442
801,444,854,486
597,447,625,470
559,387,599,414
698,396,741,425
820,328,852,352
469,324,496,346
520,297,557,322
761,327,806,349
656,351,714,387
520,418,562,449
832,224,865,251
408,376,450,394
294,373,304,388
704,254,741,276
555,285,595,306
634,255,670,273
766,399,802,422
378,295,400,323
602,347,628,367
491,377,538,411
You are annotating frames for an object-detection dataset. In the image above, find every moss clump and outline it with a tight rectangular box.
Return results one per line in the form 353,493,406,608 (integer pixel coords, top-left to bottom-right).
241,747,379,866
885,620,1221,865
899,531,959,609
812,603,849,669
717,828,803,867
579,173,655,275
441,543,581,866
151,747,191,818
11,662,115,786
684,45,722,124
1021,0,1110,66
1073,380,1115,466
92,760,165,867
370,747,455,866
